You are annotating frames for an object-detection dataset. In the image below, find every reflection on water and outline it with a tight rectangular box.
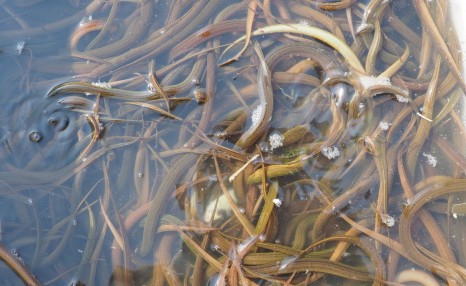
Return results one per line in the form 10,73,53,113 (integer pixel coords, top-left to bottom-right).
0,0,466,285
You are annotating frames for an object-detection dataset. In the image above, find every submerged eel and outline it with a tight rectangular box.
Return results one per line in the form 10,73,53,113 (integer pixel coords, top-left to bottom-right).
235,40,350,150
243,41,350,182
139,153,199,256
139,40,350,254
223,23,365,74
400,177,466,284
235,41,273,149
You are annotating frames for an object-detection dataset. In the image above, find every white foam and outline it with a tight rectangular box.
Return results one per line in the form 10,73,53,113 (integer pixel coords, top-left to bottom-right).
251,105,263,126
79,15,93,27
273,198,282,207
92,81,111,89
269,131,284,150
379,121,390,131
381,213,395,227
395,94,410,103
16,41,25,55
422,152,438,167
322,146,340,159
359,75,391,90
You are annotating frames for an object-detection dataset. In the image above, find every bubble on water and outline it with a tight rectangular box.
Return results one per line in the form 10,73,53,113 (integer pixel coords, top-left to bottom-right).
208,175,217,182
28,131,42,143
214,130,226,137
260,142,270,153
79,15,93,27
11,248,24,264
191,78,200,85
192,87,206,103
402,198,411,207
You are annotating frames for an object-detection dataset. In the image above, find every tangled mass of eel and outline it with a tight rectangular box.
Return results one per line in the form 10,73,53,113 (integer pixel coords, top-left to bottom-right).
1,0,466,285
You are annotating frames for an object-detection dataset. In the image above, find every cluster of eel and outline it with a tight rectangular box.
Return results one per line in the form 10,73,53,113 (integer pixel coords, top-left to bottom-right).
0,0,465,285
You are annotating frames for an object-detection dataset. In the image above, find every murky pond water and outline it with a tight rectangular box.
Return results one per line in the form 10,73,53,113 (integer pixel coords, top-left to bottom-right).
1,0,466,285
